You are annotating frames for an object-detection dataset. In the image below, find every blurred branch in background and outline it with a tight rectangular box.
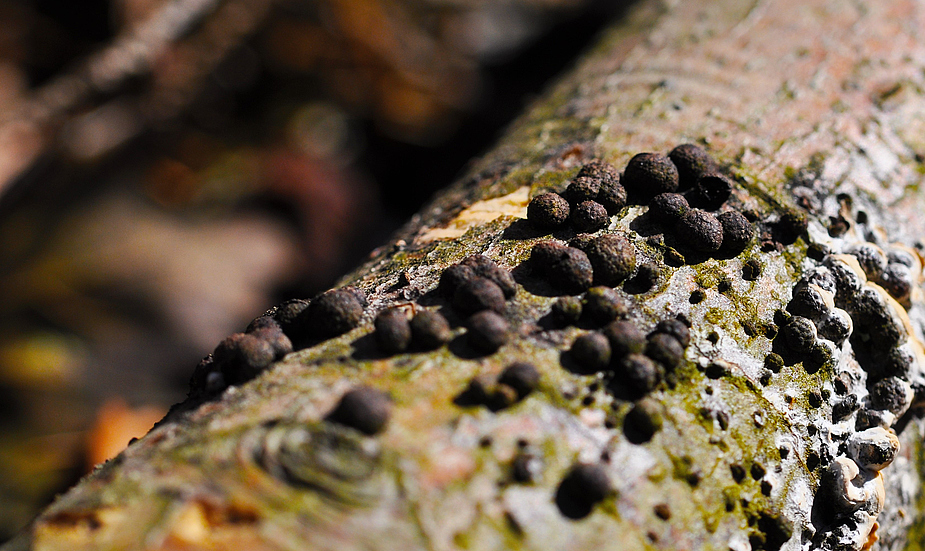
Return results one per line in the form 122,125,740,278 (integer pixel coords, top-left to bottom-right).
0,0,622,540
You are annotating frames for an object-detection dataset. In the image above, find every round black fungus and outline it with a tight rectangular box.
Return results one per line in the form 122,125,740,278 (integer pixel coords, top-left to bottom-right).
410,310,452,350
623,152,679,200
649,193,689,223
466,311,510,353
246,315,279,334
777,208,808,242
693,173,733,210
717,210,753,254
869,377,911,415
584,234,636,286
570,200,610,232
328,386,392,435
498,362,541,399
848,287,906,347
576,159,620,185
527,192,570,229
783,316,817,354
677,209,724,252
273,299,310,338
646,333,685,370
871,344,915,381
624,398,663,444
375,307,412,354
453,277,506,315
801,266,838,295
615,354,662,397
565,176,601,206
832,394,859,422
823,256,864,305
250,326,293,360
789,285,830,319
816,310,851,345
555,463,612,519
668,143,716,190
570,332,612,372
849,244,887,281
597,181,627,214
604,321,647,359
531,242,594,294
582,286,628,325
880,264,912,305
304,288,365,338
743,259,762,281
461,255,518,299
214,333,275,385
653,318,691,347
689,289,707,304
439,264,477,297
551,296,583,326
764,353,784,372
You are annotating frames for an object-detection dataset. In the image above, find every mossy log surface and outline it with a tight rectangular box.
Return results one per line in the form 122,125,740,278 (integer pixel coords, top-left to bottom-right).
10,0,925,550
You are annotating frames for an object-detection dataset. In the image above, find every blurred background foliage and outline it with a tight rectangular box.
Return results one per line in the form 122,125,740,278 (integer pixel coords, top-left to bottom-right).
0,0,627,539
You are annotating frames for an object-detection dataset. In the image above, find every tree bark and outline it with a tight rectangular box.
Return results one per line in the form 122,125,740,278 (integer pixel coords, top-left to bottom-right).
9,0,925,550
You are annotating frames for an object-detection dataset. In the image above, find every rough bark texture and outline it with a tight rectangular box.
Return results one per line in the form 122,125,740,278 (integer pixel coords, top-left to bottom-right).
9,0,925,550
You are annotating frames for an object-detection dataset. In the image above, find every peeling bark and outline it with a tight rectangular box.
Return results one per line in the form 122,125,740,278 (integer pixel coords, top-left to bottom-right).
9,0,925,550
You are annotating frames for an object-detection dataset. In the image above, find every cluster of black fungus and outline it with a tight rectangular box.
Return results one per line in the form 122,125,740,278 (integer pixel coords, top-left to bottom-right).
847,244,917,308
374,307,453,354
458,362,541,410
527,161,626,233
531,234,637,295
569,316,690,399
326,386,393,435
555,462,613,519
206,317,294,388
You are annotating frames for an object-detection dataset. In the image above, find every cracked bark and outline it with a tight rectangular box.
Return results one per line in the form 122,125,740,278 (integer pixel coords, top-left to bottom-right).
8,0,925,550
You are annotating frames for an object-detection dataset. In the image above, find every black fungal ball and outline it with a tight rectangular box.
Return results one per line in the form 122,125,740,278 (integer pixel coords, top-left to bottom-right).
565,176,602,206
410,310,452,350
327,386,392,435
570,332,612,373
823,256,864,306
776,208,808,244
375,307,412,354
668,143,717,190
849,244,887,281
466,311,511,354
649,193,689,223
246,315,279,334
848,287,906,347
832,394,859,422
584,234,637,286
869,377,911,415
801,266,838,295
597,180,628,214
303,288,365,339
645,333,685,370
570,200,610,232
213,333,275,385
249,326,294,360
815,310,851,346
439,264,477,297
531,242,595,294
551,296,583,326
743,259,762,281
692,172,733,210
789,285,830,319
576,159,621,185
653,318,691,348
880,264,913,305
461,255,518,299
614,354,662,397
498,362,541,399
783,316,817,355
623,152,680,201
555,463,612,519
716,210,753,254
273,299,310,339
604,321,648,359
624,398,663,444
527,192,571,230
453,277,507,315
582,286,629,325
677,209,724,252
